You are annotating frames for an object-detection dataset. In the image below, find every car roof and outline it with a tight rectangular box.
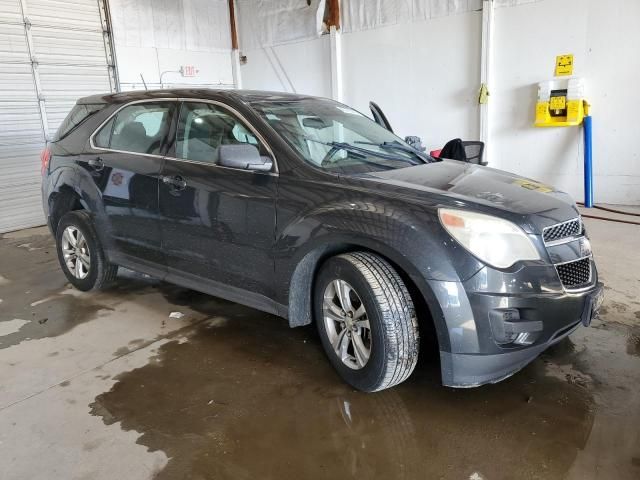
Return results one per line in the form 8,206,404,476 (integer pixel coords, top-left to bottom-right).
77,88,323,105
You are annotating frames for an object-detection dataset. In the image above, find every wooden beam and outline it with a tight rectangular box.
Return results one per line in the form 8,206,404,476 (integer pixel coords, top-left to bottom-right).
228,0,239,50
228,0,242,88
327,0,340,30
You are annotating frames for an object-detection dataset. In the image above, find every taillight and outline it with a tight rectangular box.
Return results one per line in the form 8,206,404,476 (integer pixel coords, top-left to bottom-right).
40,147,51,175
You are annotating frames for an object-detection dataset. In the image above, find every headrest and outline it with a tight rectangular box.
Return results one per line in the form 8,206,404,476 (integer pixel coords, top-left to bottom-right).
120,121,147,139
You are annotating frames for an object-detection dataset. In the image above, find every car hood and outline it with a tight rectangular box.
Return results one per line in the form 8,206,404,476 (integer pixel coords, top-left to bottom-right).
358,160,579,233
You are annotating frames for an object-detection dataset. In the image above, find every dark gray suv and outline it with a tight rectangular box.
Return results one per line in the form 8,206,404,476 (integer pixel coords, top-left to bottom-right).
41,89,604,392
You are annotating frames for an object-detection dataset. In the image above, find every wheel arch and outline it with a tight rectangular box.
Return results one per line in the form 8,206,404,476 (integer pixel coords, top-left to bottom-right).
48,185,87,234
285,238,451,352
46,164,109,240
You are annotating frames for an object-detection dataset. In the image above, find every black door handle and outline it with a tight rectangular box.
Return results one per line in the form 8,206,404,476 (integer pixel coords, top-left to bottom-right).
162,175,187,190
88,157,104,171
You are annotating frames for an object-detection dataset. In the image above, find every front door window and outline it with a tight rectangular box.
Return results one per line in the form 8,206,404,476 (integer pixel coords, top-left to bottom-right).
176,102,262,164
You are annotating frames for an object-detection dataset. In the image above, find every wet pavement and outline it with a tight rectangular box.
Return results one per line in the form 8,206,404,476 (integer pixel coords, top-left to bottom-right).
1,218,639,480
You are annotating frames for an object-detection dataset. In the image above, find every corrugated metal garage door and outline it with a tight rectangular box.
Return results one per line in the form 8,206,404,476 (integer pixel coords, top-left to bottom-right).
0,0,116,233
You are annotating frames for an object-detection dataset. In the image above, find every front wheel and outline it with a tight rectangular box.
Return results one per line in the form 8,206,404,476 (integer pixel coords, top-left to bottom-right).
314,252,419,392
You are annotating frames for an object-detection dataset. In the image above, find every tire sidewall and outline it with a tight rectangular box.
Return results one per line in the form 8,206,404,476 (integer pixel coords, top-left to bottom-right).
55,211,102,291
314,256,390,392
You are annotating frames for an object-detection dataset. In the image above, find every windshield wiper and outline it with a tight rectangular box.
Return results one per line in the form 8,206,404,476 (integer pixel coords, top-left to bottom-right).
354,140,431,163
304,137,420,165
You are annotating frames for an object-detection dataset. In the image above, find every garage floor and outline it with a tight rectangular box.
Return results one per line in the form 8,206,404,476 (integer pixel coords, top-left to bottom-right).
1,214,639,480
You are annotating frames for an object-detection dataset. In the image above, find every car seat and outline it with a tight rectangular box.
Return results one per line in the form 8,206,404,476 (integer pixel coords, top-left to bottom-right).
439,138,486,165
112,122,149,153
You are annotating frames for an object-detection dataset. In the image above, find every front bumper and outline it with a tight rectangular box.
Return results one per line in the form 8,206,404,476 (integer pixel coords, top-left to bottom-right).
432,272,603,388
440,319,579,388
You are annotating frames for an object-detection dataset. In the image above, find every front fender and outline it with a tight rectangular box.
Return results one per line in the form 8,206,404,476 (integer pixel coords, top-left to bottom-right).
276,198,482,286
275,197,484,353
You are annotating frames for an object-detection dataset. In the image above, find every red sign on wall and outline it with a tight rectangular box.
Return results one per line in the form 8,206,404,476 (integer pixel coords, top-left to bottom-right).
180,65,198,77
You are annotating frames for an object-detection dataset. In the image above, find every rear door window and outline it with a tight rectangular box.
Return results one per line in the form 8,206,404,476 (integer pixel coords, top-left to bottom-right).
94,102,176,155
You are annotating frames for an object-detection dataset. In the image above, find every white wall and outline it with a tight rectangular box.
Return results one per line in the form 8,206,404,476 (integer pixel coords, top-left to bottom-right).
241,36,332,98
491,0,640,204
102,0,640,204
241,10,482,153
341,11,481,152
110,0,234,90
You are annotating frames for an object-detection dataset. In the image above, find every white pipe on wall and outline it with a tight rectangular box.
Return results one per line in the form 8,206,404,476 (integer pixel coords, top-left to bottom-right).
231,49,243,89
479,0,494,161
330,25,343,102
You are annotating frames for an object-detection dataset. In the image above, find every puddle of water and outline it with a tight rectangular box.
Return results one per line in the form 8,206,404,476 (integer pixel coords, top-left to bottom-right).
4,222,638,479
626,326,640,357
1,226,49,240
0,295,110,349
0,319,29,337
0,235,156,349
0,233,106,348
91,308,612,480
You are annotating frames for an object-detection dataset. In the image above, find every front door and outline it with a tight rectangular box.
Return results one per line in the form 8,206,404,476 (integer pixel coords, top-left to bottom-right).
369,101,394,132
158,101,277,308
87,100,177,273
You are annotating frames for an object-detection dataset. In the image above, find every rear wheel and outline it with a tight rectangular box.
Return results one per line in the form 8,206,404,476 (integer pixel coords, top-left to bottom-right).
314,252,419,392
55,211,118,291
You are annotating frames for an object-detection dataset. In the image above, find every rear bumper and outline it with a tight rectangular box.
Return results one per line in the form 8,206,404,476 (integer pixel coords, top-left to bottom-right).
41,175,54,235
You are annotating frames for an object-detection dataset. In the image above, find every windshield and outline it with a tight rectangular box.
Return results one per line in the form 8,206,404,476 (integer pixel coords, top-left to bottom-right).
249,98,431,174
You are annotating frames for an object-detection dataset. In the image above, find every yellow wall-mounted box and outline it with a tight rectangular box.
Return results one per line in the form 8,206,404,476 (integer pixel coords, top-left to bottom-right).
535,98,584,127
534,78,586,127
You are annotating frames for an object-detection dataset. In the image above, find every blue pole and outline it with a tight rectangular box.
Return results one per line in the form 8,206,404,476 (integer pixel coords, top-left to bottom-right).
583,115,593,208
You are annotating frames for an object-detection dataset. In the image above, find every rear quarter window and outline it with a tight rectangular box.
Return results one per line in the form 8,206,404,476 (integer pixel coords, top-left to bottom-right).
54,103,105,141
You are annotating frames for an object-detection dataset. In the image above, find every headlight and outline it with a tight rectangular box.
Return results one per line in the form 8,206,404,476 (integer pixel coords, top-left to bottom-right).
438,208,540,268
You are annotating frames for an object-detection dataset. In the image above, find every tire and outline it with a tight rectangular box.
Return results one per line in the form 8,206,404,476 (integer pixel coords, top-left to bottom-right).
55,211,118,291
314,252,419,392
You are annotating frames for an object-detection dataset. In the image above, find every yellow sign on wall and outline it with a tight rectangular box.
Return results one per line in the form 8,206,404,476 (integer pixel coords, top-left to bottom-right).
555,54,574,76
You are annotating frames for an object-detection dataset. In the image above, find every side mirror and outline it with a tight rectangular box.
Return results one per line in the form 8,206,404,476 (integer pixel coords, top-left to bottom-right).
217,144,273,172
404,135,426,152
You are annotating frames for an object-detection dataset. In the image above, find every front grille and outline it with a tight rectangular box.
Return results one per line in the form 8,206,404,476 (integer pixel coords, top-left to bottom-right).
543,218,582,243
556,257,592,289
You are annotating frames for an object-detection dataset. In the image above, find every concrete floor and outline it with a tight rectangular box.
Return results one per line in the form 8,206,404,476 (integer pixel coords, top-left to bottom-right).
0,214,639,480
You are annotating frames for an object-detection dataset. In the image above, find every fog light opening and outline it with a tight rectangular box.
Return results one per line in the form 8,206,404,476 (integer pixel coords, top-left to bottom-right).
489,308,543,346
514,332,537,346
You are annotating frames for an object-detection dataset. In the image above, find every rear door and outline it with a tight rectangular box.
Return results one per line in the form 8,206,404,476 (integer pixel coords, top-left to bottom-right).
86,100,177,273
158,100,277,307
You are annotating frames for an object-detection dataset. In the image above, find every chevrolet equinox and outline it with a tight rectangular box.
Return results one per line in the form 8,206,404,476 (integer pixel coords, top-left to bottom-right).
41,89,604,392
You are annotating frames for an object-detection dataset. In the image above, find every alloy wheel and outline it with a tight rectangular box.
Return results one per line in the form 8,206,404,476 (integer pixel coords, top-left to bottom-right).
61,226,91,279
322,279,372,369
